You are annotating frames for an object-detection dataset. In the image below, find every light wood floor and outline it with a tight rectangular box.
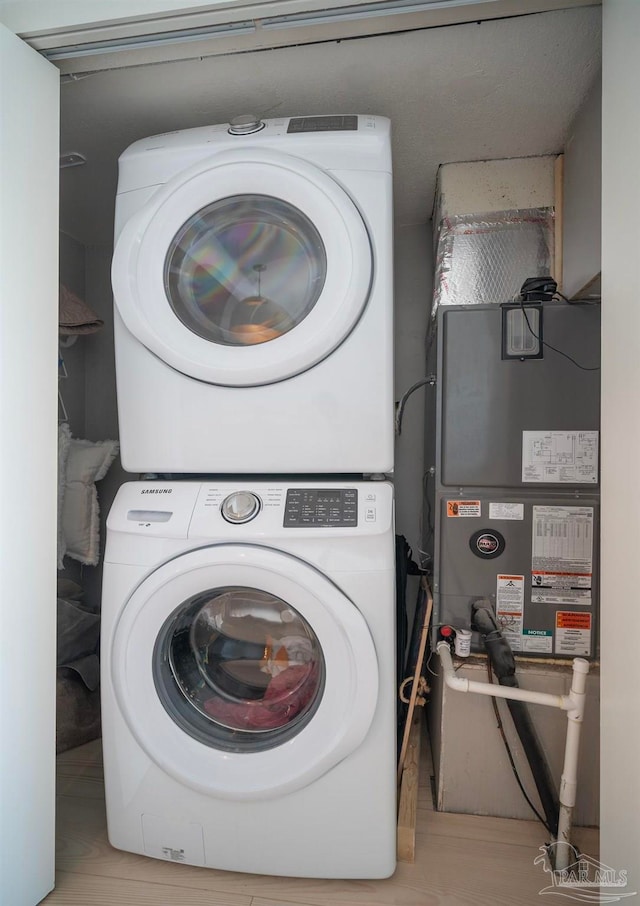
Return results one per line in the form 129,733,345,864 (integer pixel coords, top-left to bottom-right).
44,736,598,906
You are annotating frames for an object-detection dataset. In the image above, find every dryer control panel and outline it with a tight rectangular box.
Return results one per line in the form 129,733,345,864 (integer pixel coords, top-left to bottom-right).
287,115,358,133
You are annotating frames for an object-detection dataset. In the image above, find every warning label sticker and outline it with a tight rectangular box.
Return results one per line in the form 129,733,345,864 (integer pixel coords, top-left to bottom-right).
531,505,593,607
447,500,481,517
556,612,592,629
522,430,598,484
522,629,553,654
531,572,592,589
496,575,524,651
555,611,592,656
531,588,592,607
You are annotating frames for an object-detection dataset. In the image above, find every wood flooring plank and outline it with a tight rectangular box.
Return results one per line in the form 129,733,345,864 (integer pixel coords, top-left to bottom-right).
56,739,102,767
54,793,429,905
53,792,599,906
41,870,251,905
250,900,359,906
57,762,104,782
252,899,322,906
57,764,105,800
56,740,105,800
52,740,599,906
56,775,105,800
416,806,599,852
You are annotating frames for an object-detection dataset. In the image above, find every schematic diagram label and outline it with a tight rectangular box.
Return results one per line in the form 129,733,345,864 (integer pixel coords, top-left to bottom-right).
496,575,524,651
522,430,599,483
531,506,593,607
446,500,481,517
555,611,592,656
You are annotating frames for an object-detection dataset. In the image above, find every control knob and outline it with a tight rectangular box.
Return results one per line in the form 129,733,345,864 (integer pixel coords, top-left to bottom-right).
228,114,265,135
221,491,261,524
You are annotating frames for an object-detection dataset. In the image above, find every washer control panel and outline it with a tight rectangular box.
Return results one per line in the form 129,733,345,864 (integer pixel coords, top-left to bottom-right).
107,483,393,542
283,489,358,527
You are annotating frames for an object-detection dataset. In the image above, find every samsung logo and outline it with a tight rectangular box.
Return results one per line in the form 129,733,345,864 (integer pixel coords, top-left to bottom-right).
141,488,173,494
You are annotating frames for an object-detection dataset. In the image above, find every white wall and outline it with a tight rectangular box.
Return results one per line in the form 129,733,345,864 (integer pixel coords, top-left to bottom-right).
394,223,432,560
59,232,87,436
562,73,601,299
436,156,556,219
84,246,120,444
600,0,640,889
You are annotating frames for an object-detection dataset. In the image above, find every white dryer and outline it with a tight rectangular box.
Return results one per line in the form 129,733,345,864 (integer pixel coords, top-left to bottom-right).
101,480,396,878
111,114,393,474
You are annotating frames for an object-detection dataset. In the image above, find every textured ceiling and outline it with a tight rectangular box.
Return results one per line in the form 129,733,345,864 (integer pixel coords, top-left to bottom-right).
59,5,601,245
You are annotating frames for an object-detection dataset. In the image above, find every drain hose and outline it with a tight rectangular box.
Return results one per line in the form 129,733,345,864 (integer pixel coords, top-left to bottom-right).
471,600,560,837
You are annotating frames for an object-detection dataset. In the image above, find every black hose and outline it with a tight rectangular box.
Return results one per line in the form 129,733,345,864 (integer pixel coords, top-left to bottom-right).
471,601,560,837
502,698,559,837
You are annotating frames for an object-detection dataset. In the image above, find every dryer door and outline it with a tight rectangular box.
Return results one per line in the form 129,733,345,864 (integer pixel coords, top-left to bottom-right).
112,148,372,387
110,544,379,800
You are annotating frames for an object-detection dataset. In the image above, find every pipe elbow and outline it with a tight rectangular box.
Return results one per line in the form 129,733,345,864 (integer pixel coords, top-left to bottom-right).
446,673,469,693
436,641,470,693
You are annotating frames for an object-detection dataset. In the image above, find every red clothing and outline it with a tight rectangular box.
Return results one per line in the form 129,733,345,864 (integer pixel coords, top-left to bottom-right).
203,663,318,730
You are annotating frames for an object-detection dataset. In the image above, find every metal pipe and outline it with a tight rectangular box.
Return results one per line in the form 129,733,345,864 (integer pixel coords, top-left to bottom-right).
436,642,590,865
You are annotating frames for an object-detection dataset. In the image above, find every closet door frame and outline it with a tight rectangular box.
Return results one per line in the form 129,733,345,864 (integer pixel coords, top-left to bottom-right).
0,23,59,906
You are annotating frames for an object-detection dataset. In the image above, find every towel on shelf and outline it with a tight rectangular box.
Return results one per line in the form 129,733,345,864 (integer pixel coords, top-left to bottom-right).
59,284,104,335
59,434,119,567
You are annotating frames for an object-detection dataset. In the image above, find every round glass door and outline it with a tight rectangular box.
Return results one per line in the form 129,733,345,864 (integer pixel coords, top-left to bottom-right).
154,586,325,752
165,196,327,347
110,544,378,799
112,149,373,387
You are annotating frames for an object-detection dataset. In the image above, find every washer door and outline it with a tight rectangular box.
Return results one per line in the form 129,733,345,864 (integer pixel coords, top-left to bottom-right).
112,148,372,387
111,545,379,800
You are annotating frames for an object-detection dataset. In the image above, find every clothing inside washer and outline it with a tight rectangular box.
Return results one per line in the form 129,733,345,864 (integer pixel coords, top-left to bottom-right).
167,587,324,733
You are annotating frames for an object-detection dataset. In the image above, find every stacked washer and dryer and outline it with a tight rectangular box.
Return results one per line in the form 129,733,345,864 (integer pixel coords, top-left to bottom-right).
102,114,397,879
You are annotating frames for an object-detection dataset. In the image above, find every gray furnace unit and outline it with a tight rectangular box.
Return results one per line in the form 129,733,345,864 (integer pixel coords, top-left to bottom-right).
432,301,600,659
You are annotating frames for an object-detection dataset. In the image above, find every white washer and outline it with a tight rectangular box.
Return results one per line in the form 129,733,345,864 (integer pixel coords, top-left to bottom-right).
111,114,393,474
101,480,396,878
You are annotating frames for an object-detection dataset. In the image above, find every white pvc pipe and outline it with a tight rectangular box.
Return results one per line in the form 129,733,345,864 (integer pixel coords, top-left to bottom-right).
436,641,590,868
437,642,584,716
555,657,590,871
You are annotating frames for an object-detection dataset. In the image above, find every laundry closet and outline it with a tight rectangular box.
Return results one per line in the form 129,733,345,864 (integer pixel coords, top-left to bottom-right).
5,1,639,903
53,1,602,592
56,0,600,812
